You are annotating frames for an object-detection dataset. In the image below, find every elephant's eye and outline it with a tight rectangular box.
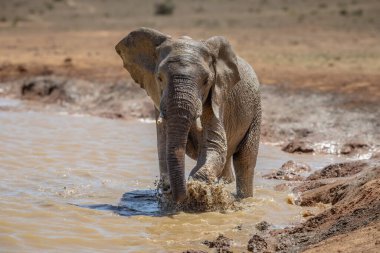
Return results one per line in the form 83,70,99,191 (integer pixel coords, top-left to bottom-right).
203,77,208,85
157,76,163,82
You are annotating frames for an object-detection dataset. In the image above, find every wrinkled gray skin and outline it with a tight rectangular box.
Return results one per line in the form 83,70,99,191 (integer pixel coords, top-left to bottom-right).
116,28,261,203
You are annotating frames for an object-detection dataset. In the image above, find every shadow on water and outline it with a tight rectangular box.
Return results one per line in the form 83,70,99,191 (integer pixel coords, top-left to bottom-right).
76,190,174,217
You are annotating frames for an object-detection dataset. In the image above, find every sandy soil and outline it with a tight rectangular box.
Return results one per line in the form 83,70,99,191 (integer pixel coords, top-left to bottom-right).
1,0,379,252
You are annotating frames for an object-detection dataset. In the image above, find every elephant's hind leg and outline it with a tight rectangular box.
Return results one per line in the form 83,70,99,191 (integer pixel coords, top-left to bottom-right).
219,157,235,183
233,120,260,198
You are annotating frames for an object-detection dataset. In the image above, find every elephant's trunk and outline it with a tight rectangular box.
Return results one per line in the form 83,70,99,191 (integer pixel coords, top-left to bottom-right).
166,76,198,203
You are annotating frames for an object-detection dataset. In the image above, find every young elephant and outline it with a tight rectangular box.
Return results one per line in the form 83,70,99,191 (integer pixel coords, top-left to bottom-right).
115,28,261,203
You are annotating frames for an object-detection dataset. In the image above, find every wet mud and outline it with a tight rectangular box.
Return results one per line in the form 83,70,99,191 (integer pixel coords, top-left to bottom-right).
236,157,380,253
181,159,380,252
1,74,378,157
261,85,380,157
272,157,380,252
0,75,154,119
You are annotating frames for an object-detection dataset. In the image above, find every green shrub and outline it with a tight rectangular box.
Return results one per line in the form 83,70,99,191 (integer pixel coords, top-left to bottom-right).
155,0,175,16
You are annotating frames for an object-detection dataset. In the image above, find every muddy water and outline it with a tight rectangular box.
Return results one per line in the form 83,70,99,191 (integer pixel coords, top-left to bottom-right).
0,104,345,252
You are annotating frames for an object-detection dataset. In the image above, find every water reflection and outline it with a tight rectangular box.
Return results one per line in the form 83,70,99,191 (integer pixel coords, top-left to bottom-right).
79,190,163,217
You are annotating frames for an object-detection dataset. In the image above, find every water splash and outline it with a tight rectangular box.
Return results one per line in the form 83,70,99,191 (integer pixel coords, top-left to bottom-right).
157,180,239,212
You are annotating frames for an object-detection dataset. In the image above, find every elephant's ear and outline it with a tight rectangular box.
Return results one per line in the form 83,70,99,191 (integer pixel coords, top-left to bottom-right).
115,27,170,108
205,36,240,119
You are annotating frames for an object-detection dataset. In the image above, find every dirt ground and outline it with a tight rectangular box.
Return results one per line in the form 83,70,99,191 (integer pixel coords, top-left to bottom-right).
1,0,380,95
1,0,379,252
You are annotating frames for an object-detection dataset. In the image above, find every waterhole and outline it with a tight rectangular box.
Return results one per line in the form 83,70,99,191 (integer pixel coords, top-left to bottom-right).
0,104,346,252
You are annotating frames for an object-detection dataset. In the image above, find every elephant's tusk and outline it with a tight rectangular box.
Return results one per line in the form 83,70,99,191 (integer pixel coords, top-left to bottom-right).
157,112,164,125
195,117,202,131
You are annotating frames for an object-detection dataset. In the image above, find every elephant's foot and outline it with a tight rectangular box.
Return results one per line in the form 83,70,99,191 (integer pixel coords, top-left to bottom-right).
157,174,171,194
219,167,235,184
219,157,234,183
235,171,254,199
189,167,218,184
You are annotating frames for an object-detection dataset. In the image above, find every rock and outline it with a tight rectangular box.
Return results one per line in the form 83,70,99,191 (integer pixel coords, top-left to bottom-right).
218,248,233,253
21,76,68,103
247,234,268,252
17,64,27,73
202,234,232,250
340,142,369,155
293,128,313,138
282,140,314,153
281,160,311,173
255,221,271,231
286,194,297,205
274,183,290,192
301,209,314,217
40,66,54,75
263,160,311,181
63,57,72,64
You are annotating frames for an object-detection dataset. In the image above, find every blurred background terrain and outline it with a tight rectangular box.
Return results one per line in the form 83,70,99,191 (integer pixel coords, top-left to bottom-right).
0,0,379,99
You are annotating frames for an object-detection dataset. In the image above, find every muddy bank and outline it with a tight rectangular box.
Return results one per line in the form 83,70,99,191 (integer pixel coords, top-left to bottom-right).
261,85,380,157
185,157,380,252
272,157,380,252
0,75,154,119
1,75,379,157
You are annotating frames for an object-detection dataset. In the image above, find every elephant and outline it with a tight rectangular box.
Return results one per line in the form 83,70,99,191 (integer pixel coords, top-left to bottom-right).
115,28,261,203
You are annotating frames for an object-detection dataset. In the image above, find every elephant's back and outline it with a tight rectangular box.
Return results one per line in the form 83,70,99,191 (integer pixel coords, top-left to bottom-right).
235,57,260,97
224,57,261,155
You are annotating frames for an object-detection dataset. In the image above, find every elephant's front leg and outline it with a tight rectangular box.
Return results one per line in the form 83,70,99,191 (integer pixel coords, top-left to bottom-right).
155,109,170,192
189,109,227,183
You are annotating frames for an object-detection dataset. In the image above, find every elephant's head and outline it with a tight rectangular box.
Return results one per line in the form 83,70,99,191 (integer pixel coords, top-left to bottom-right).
115,28,240,202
